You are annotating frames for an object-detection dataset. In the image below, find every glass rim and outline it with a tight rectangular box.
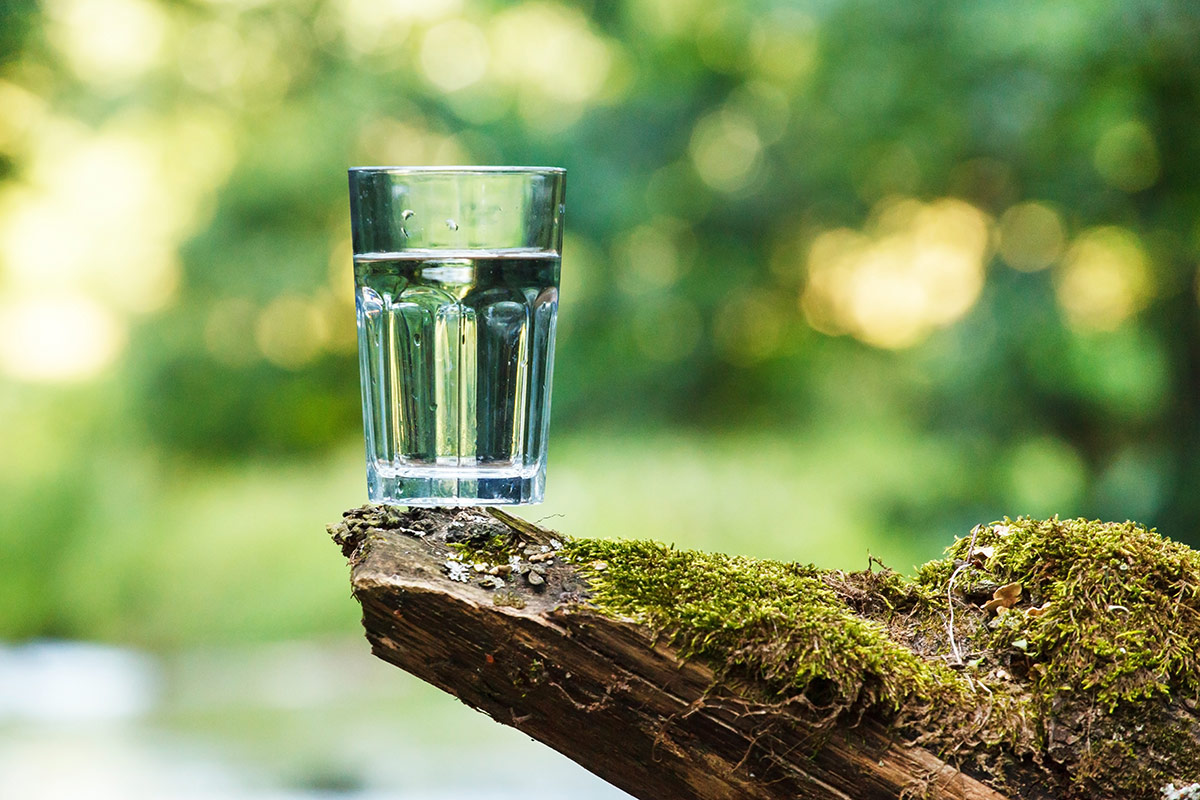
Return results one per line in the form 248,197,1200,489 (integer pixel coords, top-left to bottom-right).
348,165,565,175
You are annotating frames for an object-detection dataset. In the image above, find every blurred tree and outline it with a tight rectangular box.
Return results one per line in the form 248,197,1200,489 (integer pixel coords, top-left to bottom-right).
3,0,1200,641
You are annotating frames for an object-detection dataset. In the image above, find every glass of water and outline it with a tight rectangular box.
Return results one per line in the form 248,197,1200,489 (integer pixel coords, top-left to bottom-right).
348,166,565,506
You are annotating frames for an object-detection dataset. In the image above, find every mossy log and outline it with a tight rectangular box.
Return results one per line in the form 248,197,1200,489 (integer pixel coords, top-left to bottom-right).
329,507,1200,800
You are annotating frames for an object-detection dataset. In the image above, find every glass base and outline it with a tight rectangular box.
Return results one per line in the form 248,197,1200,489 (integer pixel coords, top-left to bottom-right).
366,461,546,506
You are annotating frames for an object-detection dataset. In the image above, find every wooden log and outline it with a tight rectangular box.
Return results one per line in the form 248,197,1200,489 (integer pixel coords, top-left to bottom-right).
329,506,1200,800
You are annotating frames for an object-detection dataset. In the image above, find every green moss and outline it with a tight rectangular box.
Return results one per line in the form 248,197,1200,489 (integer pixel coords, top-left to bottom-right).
564,538,973,715
337,507,1200,797
918,517,1200,709
560,517,1200,796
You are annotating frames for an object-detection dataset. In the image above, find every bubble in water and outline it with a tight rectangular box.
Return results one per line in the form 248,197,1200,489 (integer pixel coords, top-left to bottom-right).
446,219,459,231
401,209,415,220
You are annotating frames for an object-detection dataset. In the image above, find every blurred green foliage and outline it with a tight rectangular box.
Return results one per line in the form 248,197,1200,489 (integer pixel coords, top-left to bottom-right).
3,0,1200,645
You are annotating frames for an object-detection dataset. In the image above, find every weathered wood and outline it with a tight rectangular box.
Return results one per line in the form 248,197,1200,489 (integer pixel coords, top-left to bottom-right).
331,507,1011,800
329,506,1200,800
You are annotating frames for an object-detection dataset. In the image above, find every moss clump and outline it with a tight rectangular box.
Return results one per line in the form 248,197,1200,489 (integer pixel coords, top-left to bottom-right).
918,516,1200,709
564,538,973,716
564,517,1200,797
340,506,1200,797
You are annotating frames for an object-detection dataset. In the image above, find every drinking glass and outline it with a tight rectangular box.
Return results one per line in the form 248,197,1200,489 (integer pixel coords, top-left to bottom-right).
348,166,565,506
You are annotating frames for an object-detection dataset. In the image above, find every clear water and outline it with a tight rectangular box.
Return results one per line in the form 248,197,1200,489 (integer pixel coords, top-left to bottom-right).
355,248,559,505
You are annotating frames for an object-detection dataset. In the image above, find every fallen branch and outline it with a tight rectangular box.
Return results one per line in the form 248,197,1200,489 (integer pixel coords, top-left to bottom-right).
329,508,1200,800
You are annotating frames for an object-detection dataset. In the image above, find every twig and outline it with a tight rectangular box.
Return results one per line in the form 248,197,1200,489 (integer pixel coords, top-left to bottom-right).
946,525,982,666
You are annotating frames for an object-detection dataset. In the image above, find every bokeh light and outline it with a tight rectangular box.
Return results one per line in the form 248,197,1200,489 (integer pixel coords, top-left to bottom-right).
357,116,470,166
802,198,992,349
255,294,331,369
337,0,458,55
43,0,167,87
614,220,692,293
689,108,763,193
0,293,126,382
627,0,705,39
0,108,234,384
421,19,490,93
1055,227,1151,332
0,80,43,153
997,201,1066,272
748,10,818,85
490,2,616,129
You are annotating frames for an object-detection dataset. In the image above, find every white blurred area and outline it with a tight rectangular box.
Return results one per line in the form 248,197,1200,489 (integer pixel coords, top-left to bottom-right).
0,641,158,721
0,640,632,800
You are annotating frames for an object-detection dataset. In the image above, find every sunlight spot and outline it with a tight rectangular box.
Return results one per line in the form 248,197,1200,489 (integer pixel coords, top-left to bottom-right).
625,0,705,39
998,202,1066,272
179,21,249,93
802,198,992,349
193,0,274,9
726,81,791,145
357,117,432,165
558,233,599,308
689,109,762,193
0,112,231,316
328,237,354,294
490,3,614,111
514,93,585,133
255,295,330,369
0,293,126,382
614,221,692,293
749,11,818,85
356,116,468,166
420,19,489,93
1055,227,1151,332
339,0,460,55
43,0,167,86
0,81,44,152
165,110,238,232
228,19,307,105
430,134,470,164
315,288,358,353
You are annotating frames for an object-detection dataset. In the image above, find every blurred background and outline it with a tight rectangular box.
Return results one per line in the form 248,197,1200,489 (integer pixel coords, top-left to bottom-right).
3,0,1200,796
